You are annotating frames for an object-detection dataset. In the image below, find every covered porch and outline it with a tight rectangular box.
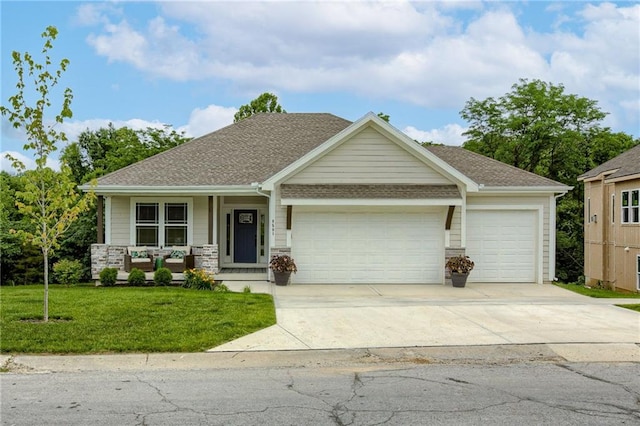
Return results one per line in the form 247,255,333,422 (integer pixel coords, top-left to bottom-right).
91,193,271,281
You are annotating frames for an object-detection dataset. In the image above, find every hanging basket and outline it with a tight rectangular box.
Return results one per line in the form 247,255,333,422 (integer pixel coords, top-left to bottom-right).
273,271,291,286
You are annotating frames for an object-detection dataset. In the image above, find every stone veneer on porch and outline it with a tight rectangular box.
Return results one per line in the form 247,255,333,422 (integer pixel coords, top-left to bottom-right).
91,244,219,279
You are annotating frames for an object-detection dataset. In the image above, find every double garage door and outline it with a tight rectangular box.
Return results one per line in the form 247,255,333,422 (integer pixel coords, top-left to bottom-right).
292,208,444,284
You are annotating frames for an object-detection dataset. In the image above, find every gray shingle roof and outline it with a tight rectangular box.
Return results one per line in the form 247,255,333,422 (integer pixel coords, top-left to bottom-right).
94,112,568,190
578,144,640,181
96,113,352,186
425,145,567,188
281,184,461,199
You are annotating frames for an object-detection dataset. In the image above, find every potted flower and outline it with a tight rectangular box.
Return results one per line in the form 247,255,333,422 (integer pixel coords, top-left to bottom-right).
269,255,298,286
445,255,474,288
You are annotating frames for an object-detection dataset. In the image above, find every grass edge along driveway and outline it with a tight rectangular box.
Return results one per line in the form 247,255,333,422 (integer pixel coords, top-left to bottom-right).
0,285,276,354
554,282,640,312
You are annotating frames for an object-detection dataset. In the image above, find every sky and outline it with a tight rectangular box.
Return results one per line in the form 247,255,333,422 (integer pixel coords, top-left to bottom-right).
1,1,639,171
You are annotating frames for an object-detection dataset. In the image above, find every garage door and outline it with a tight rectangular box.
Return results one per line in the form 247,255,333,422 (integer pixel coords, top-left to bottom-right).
466,210,537,283
292,208,444,284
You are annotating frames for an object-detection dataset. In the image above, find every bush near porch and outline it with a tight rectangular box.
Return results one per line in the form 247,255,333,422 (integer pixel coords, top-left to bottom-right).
0,284,276,354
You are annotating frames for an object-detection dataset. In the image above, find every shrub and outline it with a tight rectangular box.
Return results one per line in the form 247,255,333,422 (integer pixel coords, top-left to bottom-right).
53,259,83,287
99,268,118,287
183,268,214,290
154,267,173,286
243,285,251,294
213,283,230,293
127,268,146,286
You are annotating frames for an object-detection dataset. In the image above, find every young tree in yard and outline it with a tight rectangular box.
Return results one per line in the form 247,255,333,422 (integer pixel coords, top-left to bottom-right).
234,92,286,122
0,26,94,321
460,78,638,282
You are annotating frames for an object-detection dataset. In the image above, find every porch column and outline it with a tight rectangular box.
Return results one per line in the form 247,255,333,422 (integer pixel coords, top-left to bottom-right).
97,195,104,244
208,196,218,245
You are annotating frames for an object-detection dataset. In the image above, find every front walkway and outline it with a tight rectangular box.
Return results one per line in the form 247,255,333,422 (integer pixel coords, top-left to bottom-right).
209,283,640,359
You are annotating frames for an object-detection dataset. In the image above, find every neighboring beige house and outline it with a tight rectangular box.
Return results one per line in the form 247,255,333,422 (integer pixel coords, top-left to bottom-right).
84,112,571,285
578,144,640,292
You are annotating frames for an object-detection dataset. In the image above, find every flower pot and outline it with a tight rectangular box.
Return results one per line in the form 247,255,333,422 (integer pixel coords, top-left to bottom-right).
451,272,468,288
273,271,291,286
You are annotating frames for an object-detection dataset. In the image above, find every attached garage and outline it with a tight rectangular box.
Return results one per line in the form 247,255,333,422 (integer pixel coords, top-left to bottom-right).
466,209,539,283
292,207,444,284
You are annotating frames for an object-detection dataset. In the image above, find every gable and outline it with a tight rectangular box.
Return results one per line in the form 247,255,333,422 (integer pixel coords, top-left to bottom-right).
284,127,453,185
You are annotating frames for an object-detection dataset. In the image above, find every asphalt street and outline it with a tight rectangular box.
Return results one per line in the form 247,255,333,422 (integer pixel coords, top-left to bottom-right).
2,358,639,425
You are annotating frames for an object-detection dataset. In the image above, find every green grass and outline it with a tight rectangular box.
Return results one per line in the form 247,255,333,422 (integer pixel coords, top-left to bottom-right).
619,305,640,313
0,284,276,354
553,283,640,298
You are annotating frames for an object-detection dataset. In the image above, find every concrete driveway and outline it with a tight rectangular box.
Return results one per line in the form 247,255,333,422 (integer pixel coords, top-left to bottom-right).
211,283,640,359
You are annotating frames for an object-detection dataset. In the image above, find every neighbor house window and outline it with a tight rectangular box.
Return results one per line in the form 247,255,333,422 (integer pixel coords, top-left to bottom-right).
587,198,591,223
621,190,640,224
132,198,192,246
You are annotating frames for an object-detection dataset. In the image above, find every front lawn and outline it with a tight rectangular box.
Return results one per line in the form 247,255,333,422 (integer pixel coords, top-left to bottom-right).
553,283,640,298
0,285,276,354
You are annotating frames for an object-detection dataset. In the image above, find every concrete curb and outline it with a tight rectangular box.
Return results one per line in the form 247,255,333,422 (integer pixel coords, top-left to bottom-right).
2,343,638,374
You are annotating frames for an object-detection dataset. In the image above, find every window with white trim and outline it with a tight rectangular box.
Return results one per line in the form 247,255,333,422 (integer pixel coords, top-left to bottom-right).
132,198,192,247
136,203,159,246
164,203,188,245
621,189,639,224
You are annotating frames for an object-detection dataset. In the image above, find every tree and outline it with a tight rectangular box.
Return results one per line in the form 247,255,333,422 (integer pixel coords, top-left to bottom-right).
58,125,189,280
377,112,390,122
0,26,93,321
460,79,638,282
61,124,189,183
234,92,286,122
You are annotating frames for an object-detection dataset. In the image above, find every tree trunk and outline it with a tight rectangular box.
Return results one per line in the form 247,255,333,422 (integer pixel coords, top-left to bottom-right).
43,249,49,322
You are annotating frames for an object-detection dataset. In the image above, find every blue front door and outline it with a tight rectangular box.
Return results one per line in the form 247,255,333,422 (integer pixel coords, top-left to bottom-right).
234,210,257,263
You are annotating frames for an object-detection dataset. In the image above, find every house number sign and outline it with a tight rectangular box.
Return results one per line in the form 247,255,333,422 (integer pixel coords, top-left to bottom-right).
239,213,253,224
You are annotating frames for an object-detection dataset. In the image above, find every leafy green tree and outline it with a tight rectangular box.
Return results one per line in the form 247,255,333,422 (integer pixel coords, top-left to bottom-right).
57,126,190,280
0,172,41,285
377,112,390,122
234,92,286,122
460,78,638,282
61,124,189,183
0,26,94,321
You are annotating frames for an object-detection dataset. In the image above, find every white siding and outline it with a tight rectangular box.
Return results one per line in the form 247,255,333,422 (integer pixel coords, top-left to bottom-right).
450,207,462,248
193,196,209,245
274,187,287,248
285,127,452,185
110,196,130,245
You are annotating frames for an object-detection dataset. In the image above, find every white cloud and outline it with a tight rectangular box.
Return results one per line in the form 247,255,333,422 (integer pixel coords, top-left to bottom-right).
403,124,468,146
76,2,640,135
178,104,237,138
1,151,60,173
1,102,238,170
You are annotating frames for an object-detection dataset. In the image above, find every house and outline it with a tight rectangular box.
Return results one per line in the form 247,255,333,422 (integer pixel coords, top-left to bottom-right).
578,144,640,292
85,112,571,285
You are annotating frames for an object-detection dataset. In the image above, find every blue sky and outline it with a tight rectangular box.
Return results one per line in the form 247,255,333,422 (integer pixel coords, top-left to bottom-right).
1,1,639,170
